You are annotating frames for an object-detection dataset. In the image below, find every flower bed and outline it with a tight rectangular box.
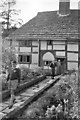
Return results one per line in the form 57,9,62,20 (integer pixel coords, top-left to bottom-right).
18,72,79,120
1,66,45,91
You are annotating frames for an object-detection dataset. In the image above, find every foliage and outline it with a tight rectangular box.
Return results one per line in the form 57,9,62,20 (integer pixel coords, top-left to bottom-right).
2,26,17,38
0,0,23,30
2,65,45,91
20,65,45,81
0,73,8,91
20,72,79,119
2,46,16,68
20,66,31,81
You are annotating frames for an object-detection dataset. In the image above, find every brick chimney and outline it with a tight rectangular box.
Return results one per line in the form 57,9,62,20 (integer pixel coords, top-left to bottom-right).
59,0,70,16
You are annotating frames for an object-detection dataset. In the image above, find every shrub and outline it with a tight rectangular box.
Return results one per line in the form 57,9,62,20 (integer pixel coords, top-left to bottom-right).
19,65,44,81
23,108,41,119
20,67,30,80
0,73,8,91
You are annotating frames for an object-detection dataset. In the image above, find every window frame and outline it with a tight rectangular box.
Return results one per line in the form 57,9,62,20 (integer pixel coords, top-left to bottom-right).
19,40,31,47
18,55,31,64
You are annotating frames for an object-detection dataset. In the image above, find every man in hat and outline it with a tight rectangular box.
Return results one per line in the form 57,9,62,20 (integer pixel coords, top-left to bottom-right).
7,60,21,108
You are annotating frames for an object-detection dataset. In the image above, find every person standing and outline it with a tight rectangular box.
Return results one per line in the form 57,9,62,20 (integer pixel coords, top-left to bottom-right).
6,60,21,109
57,59,62,75
50,60,56,79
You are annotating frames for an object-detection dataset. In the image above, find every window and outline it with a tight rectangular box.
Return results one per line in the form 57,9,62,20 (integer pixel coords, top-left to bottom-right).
45,61,49,65
25,41,31,46
47,40,52,45
19,55,31,63
45,61,51,65
27,56,30,62
19,40,31,47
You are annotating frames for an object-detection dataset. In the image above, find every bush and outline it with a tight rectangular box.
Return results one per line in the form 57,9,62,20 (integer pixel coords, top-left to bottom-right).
20,67,30,80
19,65,44,81
23,108,41,119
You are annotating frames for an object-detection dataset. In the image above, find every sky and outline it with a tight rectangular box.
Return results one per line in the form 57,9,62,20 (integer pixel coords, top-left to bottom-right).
0,0,80,25
15,0,79,24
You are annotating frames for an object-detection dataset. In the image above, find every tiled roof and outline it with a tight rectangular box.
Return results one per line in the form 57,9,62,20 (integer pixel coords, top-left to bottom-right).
7,10,80,41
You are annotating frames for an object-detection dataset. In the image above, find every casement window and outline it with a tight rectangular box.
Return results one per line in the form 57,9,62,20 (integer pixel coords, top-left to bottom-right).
19,40,31,47
19,55,31,63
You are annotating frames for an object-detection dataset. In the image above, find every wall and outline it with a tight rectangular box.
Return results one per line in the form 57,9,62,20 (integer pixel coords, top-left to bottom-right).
67,41,79,70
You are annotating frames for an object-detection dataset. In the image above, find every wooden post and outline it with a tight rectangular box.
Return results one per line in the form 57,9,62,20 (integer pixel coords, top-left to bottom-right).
0,24,2,103
38,39,40,66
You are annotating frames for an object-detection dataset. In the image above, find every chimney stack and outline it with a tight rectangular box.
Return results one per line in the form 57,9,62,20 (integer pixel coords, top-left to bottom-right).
59,0,70,16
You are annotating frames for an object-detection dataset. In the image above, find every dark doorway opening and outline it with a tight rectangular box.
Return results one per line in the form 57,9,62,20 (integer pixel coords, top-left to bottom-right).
56,57,66,73
57,58,65,65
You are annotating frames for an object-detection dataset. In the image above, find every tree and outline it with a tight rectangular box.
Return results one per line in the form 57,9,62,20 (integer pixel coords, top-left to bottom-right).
0,0,23,30
2,46,16,67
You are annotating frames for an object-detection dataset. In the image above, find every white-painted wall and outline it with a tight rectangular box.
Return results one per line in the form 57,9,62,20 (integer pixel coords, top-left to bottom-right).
56,51,65,56
67,53,78,61
40,41,47,50
67,44,78,51
32,54,38,64
17,64,30,68
48,45,52,50
52,41,65,44
32,41,38,46
32,47,38,52
20,47,31,52
67,62,78,70
53,45,65,50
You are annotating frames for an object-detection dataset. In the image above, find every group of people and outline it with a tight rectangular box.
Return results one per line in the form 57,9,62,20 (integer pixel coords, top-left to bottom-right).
50,59,62,79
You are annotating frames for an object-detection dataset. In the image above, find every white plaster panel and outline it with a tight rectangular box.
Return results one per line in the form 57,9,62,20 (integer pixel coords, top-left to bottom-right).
67,62,78,70
20,47,31,52
48,45,52,50
52,41,65,44
44,66,49,69
32,41,38,46
53,45,65,50
17,64,29,68
32,47,38,52
40,41,47,50
67,53,78,61
32,54,38,64
56,51,65,56
67,44,78,51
